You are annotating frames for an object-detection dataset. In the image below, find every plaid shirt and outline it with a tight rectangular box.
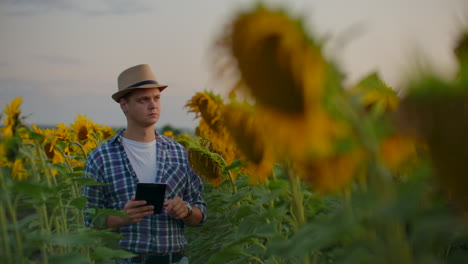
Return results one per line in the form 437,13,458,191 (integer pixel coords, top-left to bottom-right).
82,130,206,254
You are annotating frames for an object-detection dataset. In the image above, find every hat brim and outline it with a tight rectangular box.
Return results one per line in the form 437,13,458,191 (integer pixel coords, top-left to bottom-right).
112,84,168,102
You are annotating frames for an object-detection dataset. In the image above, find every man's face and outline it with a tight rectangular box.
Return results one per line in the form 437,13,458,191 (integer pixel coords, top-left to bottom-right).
120,88,161,128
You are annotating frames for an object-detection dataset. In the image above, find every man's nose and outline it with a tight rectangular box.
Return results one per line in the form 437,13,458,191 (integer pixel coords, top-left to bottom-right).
149,99,157,108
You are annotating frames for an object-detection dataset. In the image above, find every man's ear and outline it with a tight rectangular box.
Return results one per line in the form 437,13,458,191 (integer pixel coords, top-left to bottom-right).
119,98,128,114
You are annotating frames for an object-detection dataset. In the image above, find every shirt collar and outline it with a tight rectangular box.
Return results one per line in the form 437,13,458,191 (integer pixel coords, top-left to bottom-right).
110,129,168,145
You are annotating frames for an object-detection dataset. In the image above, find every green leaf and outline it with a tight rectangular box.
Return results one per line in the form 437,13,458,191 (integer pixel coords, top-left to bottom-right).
92,246,136,260
46,233,96,246
74,177,110,186
27,131,45,141
13,181,52,199
207,245,245,264
49,252,91,264
69,196,88,209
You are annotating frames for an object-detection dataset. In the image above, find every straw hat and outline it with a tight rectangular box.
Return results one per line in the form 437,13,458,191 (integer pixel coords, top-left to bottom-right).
112,64,168,102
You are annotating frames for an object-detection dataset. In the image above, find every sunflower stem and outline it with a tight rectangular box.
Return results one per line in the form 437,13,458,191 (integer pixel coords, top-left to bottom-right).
286,165,310,264
0,169,13,262
337,93,413,264
72,141,88,160
227,170,237,193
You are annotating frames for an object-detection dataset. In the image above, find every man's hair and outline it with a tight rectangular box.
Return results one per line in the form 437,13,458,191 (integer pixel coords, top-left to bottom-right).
119,90,136,102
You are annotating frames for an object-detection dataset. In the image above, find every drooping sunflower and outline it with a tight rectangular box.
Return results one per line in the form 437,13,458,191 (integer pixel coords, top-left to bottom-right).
186,92,239,165
223,103,275,184
218,6,347,161
186,92,224,132
222,7,326,112
177,137,225,187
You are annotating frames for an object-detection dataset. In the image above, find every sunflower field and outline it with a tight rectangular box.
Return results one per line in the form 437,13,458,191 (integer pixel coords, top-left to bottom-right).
2,4,468,264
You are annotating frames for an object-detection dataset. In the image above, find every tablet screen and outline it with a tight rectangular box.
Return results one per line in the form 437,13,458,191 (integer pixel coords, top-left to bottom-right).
135,183,167,214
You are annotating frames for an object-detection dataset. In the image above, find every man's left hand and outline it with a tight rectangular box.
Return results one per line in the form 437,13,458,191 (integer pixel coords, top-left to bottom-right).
164,196,189,220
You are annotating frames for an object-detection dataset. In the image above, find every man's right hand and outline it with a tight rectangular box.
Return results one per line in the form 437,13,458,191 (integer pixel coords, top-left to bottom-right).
106,196,154,230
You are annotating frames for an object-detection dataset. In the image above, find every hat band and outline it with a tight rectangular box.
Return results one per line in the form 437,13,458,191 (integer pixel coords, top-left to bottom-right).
128,80,159,88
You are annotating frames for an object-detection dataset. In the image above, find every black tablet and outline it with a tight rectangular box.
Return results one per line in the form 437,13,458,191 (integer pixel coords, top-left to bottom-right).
135,183,167,214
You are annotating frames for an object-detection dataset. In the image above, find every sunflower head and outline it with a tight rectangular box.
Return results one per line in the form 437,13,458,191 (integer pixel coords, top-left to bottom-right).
1,97,23,138
187,92,240,165
186,92,224,132
98,124,115,140
378,133,420,173
295,147,365,193
349,72,399,114
71,114,93,142
179,138,225,187
163,130,174,138
12,159,28,180
70,114,99,152
222,103,276,183
220,7,326,115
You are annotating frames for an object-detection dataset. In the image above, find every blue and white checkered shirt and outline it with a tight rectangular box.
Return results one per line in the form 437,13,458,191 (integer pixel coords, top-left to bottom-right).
82,130,206,254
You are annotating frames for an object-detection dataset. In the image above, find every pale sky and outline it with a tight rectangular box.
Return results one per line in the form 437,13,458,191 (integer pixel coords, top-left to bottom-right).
0,0,467,129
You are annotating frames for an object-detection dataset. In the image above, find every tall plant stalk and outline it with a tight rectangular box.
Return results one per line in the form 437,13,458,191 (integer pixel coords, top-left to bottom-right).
286,165,310,264
338,94,414,264
0,170,13,263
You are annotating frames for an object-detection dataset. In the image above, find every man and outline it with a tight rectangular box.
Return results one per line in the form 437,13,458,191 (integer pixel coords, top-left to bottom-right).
83,64,206,264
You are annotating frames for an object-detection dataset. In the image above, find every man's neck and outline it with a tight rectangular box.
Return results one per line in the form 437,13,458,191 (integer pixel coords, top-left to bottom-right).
122,126,156,142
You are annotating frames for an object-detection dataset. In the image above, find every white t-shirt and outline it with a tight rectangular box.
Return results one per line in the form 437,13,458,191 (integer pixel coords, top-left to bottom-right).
121,137,157,183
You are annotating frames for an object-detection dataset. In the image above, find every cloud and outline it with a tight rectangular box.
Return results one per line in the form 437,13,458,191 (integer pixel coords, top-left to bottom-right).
1,0,155,16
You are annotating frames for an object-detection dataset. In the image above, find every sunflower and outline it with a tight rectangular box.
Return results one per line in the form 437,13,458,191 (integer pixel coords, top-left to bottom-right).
223,104,275,184
223,7,326,113
295,147,366,193
163,130,174,138
54,123,71,155
1,97,23,138
11,159,28,180
217,7,347,162
97,124,115,141
349,72,400,113
178,138,225,187
70,114,98,153
32,125,66,165
186,92,224,132
378,134,419,173
186,92,239,165
70,114,93,141
188,148,224,187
